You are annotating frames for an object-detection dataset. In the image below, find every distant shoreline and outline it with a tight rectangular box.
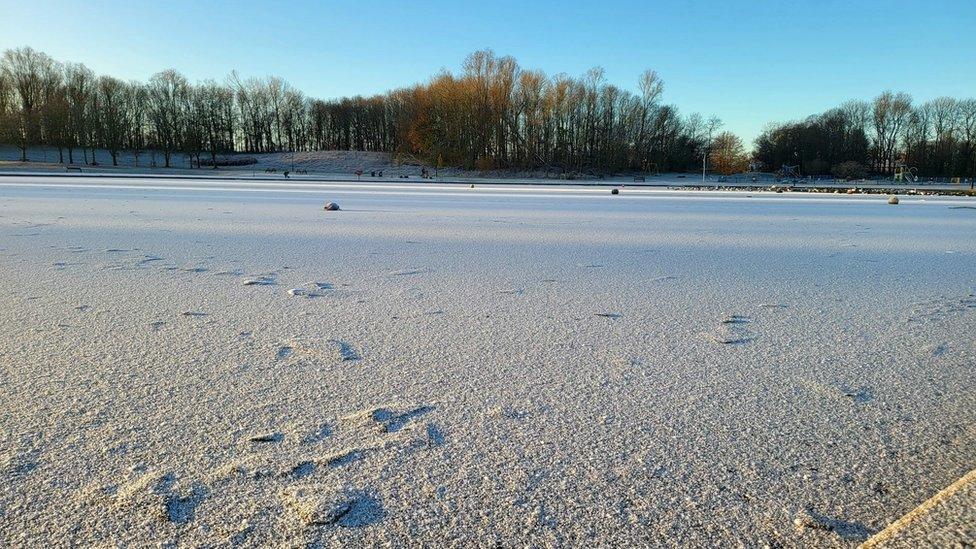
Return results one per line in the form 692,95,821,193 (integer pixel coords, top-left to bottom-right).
2,164,973,197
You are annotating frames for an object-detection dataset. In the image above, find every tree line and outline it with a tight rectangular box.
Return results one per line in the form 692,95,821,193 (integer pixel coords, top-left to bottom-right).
754,92,976,178
4,46,973,177
0,46,722,173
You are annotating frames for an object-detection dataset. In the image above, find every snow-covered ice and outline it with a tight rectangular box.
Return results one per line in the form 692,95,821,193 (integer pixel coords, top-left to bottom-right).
0,175,974,547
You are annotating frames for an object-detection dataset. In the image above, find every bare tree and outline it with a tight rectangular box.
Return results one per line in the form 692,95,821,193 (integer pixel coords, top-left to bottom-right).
872,91,912,173
901,102,931,172
928,97,959,174
959,99,976,177
0,70,14,146
634,69,664,167
147,69,188,168
38,60,67,162
64,63,95,164
124,81,148,166
1,47,55,161
196,80,234,167
841,100,871,135
97,76,127,165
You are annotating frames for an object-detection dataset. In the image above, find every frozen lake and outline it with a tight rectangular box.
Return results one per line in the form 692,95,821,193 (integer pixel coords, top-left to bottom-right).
1,175,974,546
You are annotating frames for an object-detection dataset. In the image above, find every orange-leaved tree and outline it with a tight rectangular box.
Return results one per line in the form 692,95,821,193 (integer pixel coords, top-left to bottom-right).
709,131,750,175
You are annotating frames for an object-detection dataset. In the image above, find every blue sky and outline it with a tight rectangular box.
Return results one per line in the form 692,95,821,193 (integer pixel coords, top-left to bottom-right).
2,0,974,146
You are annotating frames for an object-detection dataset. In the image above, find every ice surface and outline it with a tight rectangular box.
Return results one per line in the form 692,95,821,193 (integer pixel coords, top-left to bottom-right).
0,175,974,546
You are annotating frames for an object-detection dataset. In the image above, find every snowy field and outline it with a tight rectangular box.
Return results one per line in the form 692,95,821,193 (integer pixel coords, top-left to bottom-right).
0,146,491,179
5,146,972,190
0,175,974,546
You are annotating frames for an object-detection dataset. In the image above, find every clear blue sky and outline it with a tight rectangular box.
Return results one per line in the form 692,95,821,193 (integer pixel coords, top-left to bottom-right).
2,0,974,146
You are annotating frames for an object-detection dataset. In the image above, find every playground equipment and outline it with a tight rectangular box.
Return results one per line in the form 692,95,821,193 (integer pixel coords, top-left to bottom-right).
776,164,800,180
633,162,659,182
894,166,918,183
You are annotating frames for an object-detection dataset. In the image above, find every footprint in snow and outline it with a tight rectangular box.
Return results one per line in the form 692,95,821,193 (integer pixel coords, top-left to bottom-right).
288,461,317,478
924,343,948,357
390,268,429,276
165,484,208,524
276,345,294,360
426,424,446,446
301,424,333,445
249,432,284,443
137,256,164,266
284,487,385,527
841,386,873,403
372,405,434,433
242,275,276,286
287,284,330,297
274,339,359,362
113,471,207,525
321,449,366,468
327,339,361,361
720,314,750,324
710,314,755,345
